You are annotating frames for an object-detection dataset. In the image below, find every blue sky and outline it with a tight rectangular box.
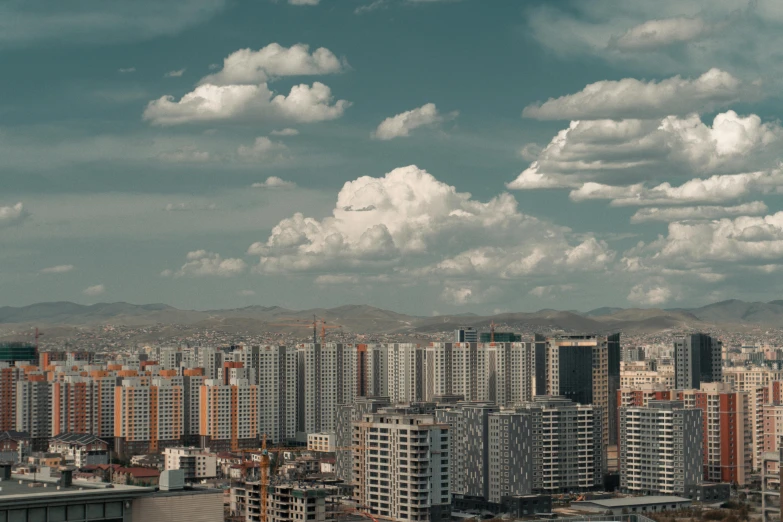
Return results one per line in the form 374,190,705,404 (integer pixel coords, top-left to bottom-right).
3,0,783,314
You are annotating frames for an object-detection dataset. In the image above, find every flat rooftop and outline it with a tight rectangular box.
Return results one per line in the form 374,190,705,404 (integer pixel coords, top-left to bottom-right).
0,474,151,503
575,496,690,507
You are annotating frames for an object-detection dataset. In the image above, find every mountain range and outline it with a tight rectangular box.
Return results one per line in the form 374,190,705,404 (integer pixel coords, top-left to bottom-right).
1,299,783,336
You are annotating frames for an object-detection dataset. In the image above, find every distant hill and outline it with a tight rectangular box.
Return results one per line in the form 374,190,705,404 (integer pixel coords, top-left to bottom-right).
2,299,783,337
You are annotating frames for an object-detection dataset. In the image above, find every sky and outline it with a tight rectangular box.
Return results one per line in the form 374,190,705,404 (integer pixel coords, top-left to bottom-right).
3,0,783,315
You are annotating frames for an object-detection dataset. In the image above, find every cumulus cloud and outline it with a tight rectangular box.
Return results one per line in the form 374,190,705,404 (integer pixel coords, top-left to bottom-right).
508,111,783,190
270,128,299,136
200,43,345,86
165,250,247,277
373,103,456,140
118,67,136,73
289,0,319,4
610,17,709,52
247,166,614,297
623,212,783,273
144,81,350,125
440,284,502,305
165,68,186,77
83,284,106,296
569,170,783,206
522,69,744,120
0,202,28,229
251,176,296,189
630,202,769,223
237,137,286,159
41,264,75,274
627,280,676,305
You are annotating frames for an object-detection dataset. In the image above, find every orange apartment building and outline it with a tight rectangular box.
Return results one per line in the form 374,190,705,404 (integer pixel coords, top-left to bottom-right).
199,377,259,452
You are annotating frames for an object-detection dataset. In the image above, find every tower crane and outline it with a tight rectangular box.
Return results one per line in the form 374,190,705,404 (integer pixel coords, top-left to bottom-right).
490,320,496,344
251,435,308,522
268,315,343,344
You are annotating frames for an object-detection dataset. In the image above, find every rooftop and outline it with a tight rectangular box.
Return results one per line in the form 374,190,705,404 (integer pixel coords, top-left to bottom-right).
575,496,691,508
50,433,108,446
0,473,150,502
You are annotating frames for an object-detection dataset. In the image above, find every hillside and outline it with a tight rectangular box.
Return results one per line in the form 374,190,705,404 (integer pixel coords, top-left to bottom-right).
1,299,783,337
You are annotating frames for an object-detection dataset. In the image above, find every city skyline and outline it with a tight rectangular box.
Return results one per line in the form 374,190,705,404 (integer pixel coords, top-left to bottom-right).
3,0,783,315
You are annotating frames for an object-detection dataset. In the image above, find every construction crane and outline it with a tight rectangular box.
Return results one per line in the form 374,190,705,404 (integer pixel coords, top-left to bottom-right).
490,320,496,344
269,315,343,344
252,435,310,522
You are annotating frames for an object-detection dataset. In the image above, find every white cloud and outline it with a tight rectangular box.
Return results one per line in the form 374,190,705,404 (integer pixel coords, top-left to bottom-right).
143,81,350,125
289,0,319,4
627,280,675,305
270,128,299,136
200,43,345,86
165,68,186,77
528,284,575,298
630,202,769,223
522,68,744,120
373,103,456,140
508,111,783,190
0,202,27,229
166,250,247,277
440,284,501,305
118,67,136,73
610,17,709,51
251,176,296,189
237,137,286,159
622,212,783,273
518,143,542,161
40,264,75,274
249,166,614,292
158,146,211,162
82,284,106,296
238,289,256,296
569,170,783,206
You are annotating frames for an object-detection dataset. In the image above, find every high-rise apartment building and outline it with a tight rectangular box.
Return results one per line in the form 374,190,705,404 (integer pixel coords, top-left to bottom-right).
538,334,620,448
437,403,497,501
16,376,51,450
454,327,478,343
619,400,703,495
424,343,533,406
335,396,391,483
52,377,94,436
725,367,783,392
114,377,184,456
199,377,259,452
622,347,646,362
487,410,532,502
517,396,604,493
298,343,358,435
352,411,451,522
257,345,298,444
0,364,22,432
675,333,722,390
681,382,751,485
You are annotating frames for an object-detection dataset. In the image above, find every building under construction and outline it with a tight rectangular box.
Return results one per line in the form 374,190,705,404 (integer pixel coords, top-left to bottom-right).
0,342,37,364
